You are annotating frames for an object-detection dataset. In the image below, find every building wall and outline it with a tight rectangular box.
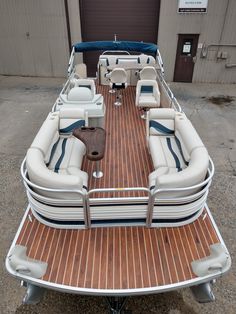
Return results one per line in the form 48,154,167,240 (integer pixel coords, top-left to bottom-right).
158,0,236,83
0,0,70,77
68,0,83,65
0,0,235,82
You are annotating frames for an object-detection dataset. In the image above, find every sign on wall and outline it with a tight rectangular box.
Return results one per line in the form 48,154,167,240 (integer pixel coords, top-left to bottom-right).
178,0,208,13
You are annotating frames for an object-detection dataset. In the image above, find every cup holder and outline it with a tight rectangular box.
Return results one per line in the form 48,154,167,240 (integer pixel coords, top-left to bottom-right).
89,127,96,131
92,151,99,156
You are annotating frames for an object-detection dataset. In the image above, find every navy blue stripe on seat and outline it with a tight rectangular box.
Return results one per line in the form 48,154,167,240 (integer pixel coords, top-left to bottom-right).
36,210,200,226
149,120,174,135
141,85,153,93
166,137,182,172
54,138,67,173
175,136,189,166
60,119,85,134
46,137,60,167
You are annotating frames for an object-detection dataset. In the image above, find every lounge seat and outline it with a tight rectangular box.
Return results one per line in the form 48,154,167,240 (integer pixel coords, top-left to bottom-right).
56,78,105,127
26,108,88,200
147,108,209,198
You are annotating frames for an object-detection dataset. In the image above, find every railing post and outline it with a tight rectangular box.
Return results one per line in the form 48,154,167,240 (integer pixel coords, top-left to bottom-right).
146,191,155,227
83,193,91,229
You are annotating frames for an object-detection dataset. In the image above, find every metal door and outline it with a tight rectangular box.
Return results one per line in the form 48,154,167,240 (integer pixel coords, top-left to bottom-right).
174,34,199,82
79,0,161,76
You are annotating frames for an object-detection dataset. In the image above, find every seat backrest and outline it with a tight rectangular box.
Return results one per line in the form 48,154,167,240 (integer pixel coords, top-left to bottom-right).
30,112,60,164
110,68,128,84
175,113,205,162
148,108,175,136
74,79,96,96
59,108,88,135
140,66,157,80
115,57,139,68
67,87,93,102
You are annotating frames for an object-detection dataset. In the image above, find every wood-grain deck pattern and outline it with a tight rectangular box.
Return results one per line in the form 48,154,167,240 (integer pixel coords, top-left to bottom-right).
16,209,220,290
82,86,153,198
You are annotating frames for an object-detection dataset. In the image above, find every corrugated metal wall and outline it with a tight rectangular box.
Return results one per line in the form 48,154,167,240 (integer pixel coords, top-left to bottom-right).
0,0,69,77
158,0,236,83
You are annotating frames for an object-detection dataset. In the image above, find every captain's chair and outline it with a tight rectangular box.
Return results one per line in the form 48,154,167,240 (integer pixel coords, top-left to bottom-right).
109,68,128,106
136,80,160,118
139,66,157,80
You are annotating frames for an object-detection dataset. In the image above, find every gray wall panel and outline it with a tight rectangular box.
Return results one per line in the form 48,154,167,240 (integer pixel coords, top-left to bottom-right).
158,0,236,83
0,0,69,77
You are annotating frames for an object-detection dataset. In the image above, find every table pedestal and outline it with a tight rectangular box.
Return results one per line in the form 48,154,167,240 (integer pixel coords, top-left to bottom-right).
73,127,106,180
93,160,103,178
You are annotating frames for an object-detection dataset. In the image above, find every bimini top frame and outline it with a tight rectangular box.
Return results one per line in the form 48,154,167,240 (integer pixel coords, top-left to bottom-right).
68,41,164,76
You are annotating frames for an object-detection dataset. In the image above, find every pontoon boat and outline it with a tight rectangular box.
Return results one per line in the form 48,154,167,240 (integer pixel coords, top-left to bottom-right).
6,41,231,313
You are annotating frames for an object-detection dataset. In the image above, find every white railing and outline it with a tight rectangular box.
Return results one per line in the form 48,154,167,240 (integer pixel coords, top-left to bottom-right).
146,157,215,226
21,158,90,227
21,156,214,229
67,46,75,77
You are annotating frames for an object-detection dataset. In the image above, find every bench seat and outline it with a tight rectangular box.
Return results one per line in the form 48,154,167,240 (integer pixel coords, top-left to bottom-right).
26,109,88,200
147,109,209,198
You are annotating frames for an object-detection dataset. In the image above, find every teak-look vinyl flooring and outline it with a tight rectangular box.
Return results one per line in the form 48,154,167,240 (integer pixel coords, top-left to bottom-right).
82,86,153,198
16,208,220,290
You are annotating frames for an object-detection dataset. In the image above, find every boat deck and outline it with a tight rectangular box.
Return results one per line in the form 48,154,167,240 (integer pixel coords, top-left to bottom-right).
15,207,220,293
82,85,153,198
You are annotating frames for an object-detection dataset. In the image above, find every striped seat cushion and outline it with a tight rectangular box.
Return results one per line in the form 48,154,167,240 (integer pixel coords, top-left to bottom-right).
47,137,86,174
149,135,188,172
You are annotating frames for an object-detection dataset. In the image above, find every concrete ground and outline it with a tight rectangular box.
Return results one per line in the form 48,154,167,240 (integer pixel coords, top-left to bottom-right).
0,76,235,313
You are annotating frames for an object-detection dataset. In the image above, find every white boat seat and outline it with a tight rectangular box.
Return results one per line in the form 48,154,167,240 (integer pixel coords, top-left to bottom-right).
136,80,160,108
109,68,128,106
109,68,128,90
26,110,88,200
57,79,106,128
147,109,209,197
71,79,96,94
139,66,157,80
99,54,156,69
67,87,93,102
139,54,156,67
